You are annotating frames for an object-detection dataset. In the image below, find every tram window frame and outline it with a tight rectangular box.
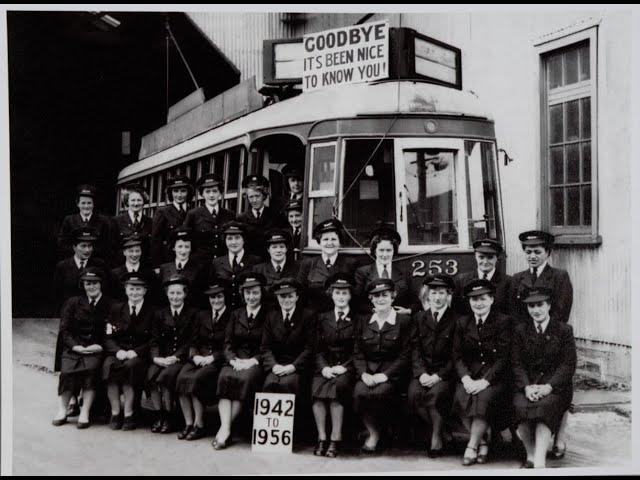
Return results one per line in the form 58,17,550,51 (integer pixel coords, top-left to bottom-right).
537,25,600,245
307,141,338,247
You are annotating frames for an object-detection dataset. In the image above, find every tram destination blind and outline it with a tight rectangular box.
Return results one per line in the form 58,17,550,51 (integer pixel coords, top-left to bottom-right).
302,21,389,92
252,393,296,453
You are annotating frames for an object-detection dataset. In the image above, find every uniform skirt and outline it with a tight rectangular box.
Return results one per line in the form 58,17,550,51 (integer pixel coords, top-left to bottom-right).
453,382,507,423
263,372,304,395
513,391,572,433
102,356,148,388
58,351,103,395
146,363,184,391
216,364,264,402
407,378,454,417
311,371,355,405
175,362,221,404
353,380,397,417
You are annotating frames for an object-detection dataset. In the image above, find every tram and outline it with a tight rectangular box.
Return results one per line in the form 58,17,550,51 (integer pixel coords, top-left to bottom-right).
117,79,505,293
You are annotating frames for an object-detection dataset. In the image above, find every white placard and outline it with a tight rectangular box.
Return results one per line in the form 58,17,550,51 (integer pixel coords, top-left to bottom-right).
251,393,295,454
302,21,389,92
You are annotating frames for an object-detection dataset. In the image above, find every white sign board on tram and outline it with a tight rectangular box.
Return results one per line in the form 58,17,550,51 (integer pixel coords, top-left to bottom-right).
302,21,389,92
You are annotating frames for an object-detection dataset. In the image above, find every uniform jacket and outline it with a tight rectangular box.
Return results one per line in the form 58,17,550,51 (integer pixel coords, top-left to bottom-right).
210,253,262,308
252,259,300,307
183,205,235,262
113,212,152,244
353,313,412,382
110,264,160,304
297,254,358,312
510,265,573,323
315,310,356,374
454,269,512,315
151,204,189,266
237,206,279,257
189,308,231,363
53,256,108,311
412,308,457,380
452,310,512,384
223,307,267,362
511,317,576,396
60,295,113,350
57,212,115,263
104,300,155,357
261,307,316,374
159,259,207,306
149,306,198,360
354,262,413,312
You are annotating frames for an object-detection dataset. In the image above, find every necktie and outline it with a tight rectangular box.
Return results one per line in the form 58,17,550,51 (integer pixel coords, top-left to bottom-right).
131,305,137,317
275,264,282,274
248,313,254,325
89,299,96,308
482,272,488,280
83,217,89,224
531,268,538,283
255,210,261,220
80,260,86,270
133,214,139,227
232,255,239,271
213,311,219,323
433,311,439,323
382,266,389,279
294,228,300,238
537,324,543,335
284,313,291,326
326,259,332,269
337,311,344,322
173,310,179,321
177,262,183,271
477,317,483,329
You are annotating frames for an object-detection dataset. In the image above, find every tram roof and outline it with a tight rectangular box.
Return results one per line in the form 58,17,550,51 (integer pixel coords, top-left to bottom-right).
119,80,492,182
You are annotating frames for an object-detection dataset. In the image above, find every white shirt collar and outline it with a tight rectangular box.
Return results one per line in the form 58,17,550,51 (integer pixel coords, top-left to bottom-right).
478,268,496,281
281,307,296,320
432,305,448,320
376,261,392,278
128,210,142,223
531,262,548,276
322,253,338,266
172,304,184,316
271,259,286,271
175,258,188,268
206,203,219,215
335,307,350,320
370,309,397,327
174,201,186,212
129,299,144,312
246,305,261,317
475,313,488,325
125,261,140,273
253,206,265,217
74,256,88,269
213,306,226,319
229,250,245,264
534,317,550,334
80,213,93,222
87,293,102,305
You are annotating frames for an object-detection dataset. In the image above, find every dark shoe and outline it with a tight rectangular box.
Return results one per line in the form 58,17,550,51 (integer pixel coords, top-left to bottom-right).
160,417,175,434
477,442,489,464
186,426,207,441
462,446,478,466
212,436,232,450
520,460,534,469
427,447,444,458
122,416,137,431
109,414,123,430
76,421,91,430
360,443,380,455
151,412,164,433
313,440,327,456
325,441,341,458
547,441,566,460
51,417,67,427
177,425,192,440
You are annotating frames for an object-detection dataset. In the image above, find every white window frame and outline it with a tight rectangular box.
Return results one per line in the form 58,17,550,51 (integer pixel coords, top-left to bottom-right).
306,141,338,249
536,24,600,245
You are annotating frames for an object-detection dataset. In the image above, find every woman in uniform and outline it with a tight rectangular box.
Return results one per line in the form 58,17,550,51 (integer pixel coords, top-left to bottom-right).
151,175,194,267
213,273,268,450
183,173,235,266
354,225,413,314
103,273,154,431
311,273,356,458
111,235,160,303
146,275,198,434
210,221,262,310
511,287,576,469
252,229,299,308
452,279,512,466
297,219,357,313
353,278,412,453
283,200,303,262
52,267,112,429
113,184,152,265
175,280,231,441
237,175,278,258
159,228,206,307
409,274,457,457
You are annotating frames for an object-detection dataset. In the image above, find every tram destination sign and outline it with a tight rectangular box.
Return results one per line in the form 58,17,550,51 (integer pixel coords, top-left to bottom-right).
302,21,389,92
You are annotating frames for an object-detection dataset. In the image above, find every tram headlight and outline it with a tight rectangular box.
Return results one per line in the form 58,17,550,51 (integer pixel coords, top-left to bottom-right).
424,120,438,134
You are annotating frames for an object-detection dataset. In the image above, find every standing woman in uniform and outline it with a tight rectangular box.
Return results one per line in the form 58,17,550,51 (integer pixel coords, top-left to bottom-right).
210,221,262,310
297,219,357,313
103,273,155,431
111,235,160,303
146,275,198,434
175,280,231,441
452,279,512,466
52,267,112,429
283,200,303,262
408,274,458,457
237,175,278,258
183,173,235,267
151,175,194,267
353,278,413,453
252,229,299,308
511,287,576,469
113,184,152,265
213,273,268,449
311,273,357,458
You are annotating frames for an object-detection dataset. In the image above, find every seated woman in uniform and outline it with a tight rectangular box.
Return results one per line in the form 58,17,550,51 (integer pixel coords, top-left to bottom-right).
113,184,152,265
511,287,576,469
452,279,512,466
159,228,206,307
261,278,315,396
409,274,457,457
297,219,357,313
175,280,231,441
103,273,154,431
252,229,299,308
211,221,262,311
353,278,412,453
311,273,357,458
213,273,268,450
52,267,113,429
354,225,413,314
146,275,198,434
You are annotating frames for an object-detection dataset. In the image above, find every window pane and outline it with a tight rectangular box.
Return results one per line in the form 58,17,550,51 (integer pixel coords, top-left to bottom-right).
201,157,211,175
566,144,580,184
228,149,242,193
582,141,592,182
549,104,563,144
404,149,457,245
465,142,500,243
550,188,564,226
213,152,225,177
311,145,336,192
583,185,592,225
565,48,579,85
579,44,590,81
550,147,564,185
548,53,563,89
581,97,591,140
567,186,580,226
566,100,580,142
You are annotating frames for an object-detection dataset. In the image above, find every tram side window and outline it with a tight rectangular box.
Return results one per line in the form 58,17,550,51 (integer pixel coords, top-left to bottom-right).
465,141,502,243
402,149,458,246
309,143,337,235
341,140,395,247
